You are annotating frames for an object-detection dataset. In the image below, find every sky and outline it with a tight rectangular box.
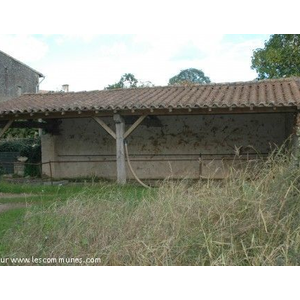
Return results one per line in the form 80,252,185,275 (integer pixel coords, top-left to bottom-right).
0,34,270,92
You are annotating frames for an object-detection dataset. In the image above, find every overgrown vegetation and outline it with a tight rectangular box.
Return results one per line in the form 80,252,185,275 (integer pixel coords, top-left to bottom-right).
1,151,300,266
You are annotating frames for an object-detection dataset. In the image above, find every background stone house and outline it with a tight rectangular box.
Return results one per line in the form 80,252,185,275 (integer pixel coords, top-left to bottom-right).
0,50,44,102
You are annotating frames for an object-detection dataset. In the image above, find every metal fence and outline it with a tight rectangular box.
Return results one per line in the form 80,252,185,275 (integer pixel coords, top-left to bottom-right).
0,152,269,184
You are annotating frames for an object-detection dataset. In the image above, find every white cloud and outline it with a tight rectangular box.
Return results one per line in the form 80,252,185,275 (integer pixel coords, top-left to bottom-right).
97,42,130,58
54,34,99,45
199,38,266,82
134,34,224,55
129,35,265,84
37,34,267,92
0,34,48,63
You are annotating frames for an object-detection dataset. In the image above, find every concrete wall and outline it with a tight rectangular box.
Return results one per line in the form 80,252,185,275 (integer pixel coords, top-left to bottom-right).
0,51,40,102
41,113,293,180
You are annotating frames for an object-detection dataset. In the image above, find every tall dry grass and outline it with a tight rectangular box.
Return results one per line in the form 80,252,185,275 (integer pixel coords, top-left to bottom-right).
2,152,300,265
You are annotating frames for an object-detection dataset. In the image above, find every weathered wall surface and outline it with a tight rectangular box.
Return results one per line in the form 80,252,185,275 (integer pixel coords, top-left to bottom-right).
42,113,292,179
0,51,40,102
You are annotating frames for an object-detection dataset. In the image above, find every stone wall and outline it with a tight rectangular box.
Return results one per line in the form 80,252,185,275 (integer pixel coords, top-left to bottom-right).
41,113,293,179
0,51,40,102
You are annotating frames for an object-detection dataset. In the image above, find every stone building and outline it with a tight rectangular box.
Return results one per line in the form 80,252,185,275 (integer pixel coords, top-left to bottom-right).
0,50,44,102
0,77,299,183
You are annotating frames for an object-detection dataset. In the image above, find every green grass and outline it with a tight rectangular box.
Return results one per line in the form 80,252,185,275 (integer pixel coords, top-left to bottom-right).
0,180,154,262
0,180,89,195
0,182,153,260
0,208,26,255
0,181,152,203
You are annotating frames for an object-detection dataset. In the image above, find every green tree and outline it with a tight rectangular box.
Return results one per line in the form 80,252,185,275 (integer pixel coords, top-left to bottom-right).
105,73,153,90
251,34,300,79
168,68,211,85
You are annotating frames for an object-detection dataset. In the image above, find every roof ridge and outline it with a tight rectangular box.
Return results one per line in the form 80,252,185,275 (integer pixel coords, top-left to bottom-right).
26,76,300,96
97,77,300,92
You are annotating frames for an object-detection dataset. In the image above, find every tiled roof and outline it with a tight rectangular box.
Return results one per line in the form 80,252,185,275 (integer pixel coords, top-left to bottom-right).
1,77,300,116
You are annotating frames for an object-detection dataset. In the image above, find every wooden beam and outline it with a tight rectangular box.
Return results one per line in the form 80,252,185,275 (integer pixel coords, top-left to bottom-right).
124,115,147,139
93,117,116,139
0,106,298,121
0,119,13,138
114,114,126,184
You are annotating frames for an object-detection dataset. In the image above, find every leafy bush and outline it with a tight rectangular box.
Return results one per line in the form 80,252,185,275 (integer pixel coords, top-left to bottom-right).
2,128,38,139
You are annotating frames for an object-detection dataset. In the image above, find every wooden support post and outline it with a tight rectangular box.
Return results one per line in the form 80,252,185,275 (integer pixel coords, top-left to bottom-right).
292,112,300,158
49,161,53,185
93,115,146,185
113,114,126,184
0,120,13,138
93,117,116,139
124,115,147,139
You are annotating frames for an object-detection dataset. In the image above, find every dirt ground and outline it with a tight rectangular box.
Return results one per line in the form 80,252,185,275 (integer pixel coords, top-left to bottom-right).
0,193,32,199
0,193,32,213
0,203,27,213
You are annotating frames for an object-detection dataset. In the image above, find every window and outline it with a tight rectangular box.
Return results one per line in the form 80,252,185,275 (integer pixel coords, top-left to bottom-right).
17,86,22,96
